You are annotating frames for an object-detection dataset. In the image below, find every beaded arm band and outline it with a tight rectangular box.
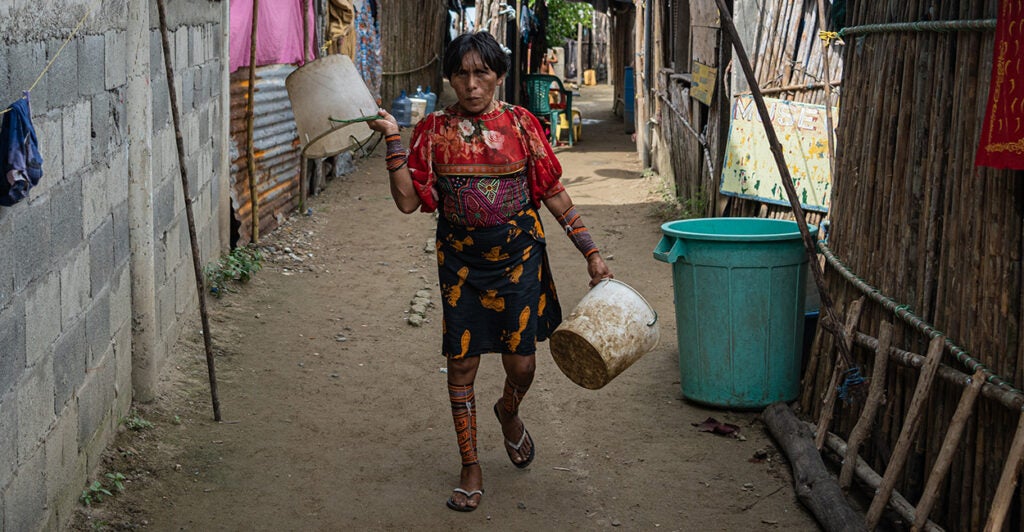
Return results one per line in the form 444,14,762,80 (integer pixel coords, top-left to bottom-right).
385,134,408,172
556,205,599,258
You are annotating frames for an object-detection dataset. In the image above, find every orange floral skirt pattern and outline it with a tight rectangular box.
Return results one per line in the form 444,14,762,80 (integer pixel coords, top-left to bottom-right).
437,208,561,358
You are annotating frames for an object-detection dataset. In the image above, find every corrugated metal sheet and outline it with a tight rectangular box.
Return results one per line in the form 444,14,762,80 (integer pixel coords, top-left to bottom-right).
230,64,302,245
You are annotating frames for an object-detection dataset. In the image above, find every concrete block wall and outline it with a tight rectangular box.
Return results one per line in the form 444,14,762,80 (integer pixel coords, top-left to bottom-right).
0,1,226,530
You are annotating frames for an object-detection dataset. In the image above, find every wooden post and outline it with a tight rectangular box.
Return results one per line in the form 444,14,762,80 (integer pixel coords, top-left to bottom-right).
155,0,221,421
839,321,892,488
713,0,853,370
912,370,985,530
815,297,864,450
983,410,1024,532
814,0,836,179
247,0,261,243
866,335,946,529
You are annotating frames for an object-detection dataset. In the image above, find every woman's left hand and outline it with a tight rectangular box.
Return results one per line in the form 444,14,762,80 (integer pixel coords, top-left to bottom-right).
587,253,613,288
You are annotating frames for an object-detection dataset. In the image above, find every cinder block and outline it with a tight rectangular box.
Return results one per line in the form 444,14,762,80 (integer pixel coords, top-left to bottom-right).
62,101,92,176
152,235,167,287
77,350,115,450
0,44,10,104
175,27,189,71
8,41,46,111
2,443,46,532
90,92,113,163
59,249,90,329
104,30,127,90
156,280,176,335
175,261,196,315
53,317,87,414
43,404,80,530
0,392,18,490
149,30,165,84
13,195,52,292
181,68,194,111
50,178,85,261
211,59,223,97
32,111,63,192
0,299,26,398
85,291,110,367
106,149,129,209
111,319,132,412
89,216,115,296
165,221,182,282
78,34,105,97
190,26,205,69
25,271,60,369
82,162,110,237
152,79,169,132
110,205,129,272
109,265,131,332
46,37,78,109
199,107,210,147
153,177,176,238
186,112,200,161
0,217,14,311
16,361,55,461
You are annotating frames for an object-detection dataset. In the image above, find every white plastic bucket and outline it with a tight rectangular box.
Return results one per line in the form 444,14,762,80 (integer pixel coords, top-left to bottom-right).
285,54,377,159
550,279,660,389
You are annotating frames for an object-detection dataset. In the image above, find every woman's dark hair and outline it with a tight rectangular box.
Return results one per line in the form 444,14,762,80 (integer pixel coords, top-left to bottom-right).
442,32,510,79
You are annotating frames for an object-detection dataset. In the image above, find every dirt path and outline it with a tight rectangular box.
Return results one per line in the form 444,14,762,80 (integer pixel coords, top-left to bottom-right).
74,86,818,531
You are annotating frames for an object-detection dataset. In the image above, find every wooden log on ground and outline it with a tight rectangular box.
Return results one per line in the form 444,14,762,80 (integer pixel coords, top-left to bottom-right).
763,402,866,532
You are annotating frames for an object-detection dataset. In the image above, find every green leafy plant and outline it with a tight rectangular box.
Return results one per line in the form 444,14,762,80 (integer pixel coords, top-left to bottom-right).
530,0,593,49
105,472,127,493
80,480,113,506
649,174,709,222
122,415,154,431
204,245,264,297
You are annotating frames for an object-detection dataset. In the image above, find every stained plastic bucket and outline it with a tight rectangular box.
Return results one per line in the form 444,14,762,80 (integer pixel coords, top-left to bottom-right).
550,279,660,389
285,54,377,159
653,218,816,408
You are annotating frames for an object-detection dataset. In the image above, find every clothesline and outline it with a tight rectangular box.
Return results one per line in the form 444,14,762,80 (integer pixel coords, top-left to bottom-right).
1,4,94,116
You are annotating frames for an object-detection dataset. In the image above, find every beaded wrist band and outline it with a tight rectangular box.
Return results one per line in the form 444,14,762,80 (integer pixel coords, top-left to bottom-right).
385,135,407,172
556,205,599,258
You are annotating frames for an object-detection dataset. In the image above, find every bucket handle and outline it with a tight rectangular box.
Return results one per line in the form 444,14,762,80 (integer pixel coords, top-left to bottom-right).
647,309,658,327
653,236,685,263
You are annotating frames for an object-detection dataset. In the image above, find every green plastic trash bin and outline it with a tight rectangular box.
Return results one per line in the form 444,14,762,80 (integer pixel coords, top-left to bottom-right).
653,218,817,408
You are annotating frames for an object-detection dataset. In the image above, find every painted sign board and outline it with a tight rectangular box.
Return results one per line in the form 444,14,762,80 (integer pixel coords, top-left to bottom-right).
721,95,834,213
691,61,717,105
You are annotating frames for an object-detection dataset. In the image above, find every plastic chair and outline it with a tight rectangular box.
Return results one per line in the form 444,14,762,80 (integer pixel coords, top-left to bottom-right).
522,74,574,146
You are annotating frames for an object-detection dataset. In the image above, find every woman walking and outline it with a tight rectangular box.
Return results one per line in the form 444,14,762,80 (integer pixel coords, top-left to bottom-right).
369,31,611,512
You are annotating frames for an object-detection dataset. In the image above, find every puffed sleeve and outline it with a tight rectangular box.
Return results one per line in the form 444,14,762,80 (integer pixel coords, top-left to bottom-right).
512,107,565,206
407,114,438,212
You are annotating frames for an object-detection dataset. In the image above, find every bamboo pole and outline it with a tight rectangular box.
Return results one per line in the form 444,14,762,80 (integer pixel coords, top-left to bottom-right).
814,0,836,180
714,0,852,370
816,297,864,450
912,369,985,530
247,0,260,244
820,430,943,532
839,321,893,489
866,335,946,529
155,0,221,421
983,410,1024,532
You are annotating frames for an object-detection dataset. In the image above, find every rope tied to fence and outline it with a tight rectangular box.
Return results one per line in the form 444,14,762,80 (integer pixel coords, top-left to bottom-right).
838,19,997,38
818,30,842,46
818,240,1023,396
383,54,440,77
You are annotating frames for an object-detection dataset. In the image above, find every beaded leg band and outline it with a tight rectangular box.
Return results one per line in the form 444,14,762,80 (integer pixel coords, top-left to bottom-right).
385,133,408,172
556,205,599,258
448,382,479,466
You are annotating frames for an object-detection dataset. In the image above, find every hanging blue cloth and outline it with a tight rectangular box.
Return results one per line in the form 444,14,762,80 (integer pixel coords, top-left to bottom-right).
0,93,43,206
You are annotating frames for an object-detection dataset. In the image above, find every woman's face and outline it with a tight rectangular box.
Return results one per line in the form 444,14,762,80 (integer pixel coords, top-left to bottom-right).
449,50,504,115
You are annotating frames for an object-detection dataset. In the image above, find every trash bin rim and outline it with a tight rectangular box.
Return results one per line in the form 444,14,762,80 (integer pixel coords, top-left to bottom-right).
660,217,817,243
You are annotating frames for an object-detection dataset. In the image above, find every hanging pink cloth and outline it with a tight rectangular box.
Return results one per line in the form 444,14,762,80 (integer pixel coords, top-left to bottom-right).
230,0,316,73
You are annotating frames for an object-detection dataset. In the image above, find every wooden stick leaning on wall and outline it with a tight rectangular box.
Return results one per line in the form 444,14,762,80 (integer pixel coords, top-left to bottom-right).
983,410,1024,531
814,0,837,179
865,335,945,529
247,0,260,244
912,369,985,530
713,0,854,369
815,297,864,450
298,0,309,211
155,0,221,421
839,321,893,489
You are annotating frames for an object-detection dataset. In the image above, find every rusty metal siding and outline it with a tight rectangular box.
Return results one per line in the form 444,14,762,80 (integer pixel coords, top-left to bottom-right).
229,64,302,245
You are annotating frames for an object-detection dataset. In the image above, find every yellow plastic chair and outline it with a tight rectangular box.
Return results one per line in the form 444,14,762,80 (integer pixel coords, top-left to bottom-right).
523,74,574,146
556,109,582,143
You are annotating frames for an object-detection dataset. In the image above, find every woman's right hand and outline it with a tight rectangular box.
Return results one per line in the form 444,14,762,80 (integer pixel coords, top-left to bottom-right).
368,109,400,136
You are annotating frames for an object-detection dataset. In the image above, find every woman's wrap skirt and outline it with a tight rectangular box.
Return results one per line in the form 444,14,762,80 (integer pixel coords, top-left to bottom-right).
436,208,562,359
